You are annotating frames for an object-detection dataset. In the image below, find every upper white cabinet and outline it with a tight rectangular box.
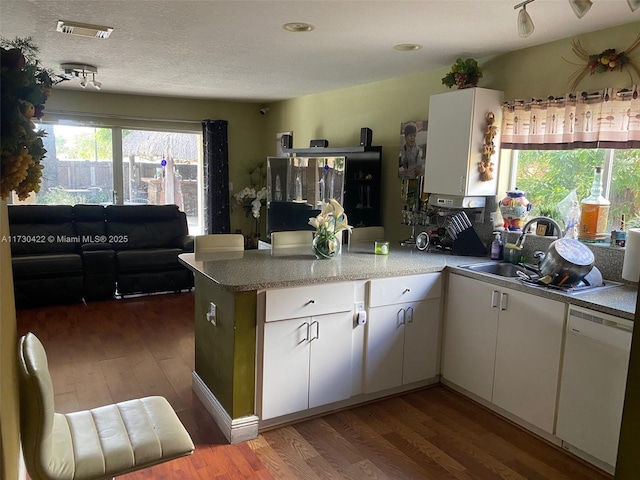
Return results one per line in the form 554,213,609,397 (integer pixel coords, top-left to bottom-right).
424,88,504,196
442,273,565,434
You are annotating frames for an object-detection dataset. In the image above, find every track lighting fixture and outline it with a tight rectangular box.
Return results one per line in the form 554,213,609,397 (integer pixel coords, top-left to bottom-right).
90,73,102,90
60,63,102,90
515,0,535,38
569,0,593,18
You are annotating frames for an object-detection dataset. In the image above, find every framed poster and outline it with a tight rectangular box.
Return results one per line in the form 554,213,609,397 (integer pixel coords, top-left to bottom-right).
398,121,427,179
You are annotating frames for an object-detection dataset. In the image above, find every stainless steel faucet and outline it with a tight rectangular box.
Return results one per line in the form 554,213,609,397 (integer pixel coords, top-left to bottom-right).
515,216,563,248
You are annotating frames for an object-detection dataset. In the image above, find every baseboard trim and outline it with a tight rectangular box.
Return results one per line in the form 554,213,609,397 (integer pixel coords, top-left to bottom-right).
191,372,259,444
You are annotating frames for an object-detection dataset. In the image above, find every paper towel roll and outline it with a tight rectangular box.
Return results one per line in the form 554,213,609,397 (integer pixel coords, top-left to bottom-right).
622,228,640,282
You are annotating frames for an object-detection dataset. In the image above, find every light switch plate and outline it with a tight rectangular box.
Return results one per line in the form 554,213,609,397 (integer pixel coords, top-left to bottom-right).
207,302,217,326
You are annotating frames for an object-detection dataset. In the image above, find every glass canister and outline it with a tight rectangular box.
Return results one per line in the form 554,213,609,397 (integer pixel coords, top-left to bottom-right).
499,190,532,231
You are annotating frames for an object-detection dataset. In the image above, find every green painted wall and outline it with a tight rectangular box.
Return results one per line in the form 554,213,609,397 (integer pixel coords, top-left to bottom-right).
263,21,640,245
194,273,255,418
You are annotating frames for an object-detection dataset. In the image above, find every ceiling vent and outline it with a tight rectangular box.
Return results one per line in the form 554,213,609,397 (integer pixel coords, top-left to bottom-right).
56,20,113,39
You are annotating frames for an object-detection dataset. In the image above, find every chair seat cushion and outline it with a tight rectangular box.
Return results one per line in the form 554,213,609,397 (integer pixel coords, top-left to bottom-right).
53,396,194,480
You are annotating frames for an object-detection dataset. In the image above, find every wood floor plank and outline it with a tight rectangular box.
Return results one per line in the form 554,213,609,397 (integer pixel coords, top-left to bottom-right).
17,292,612,480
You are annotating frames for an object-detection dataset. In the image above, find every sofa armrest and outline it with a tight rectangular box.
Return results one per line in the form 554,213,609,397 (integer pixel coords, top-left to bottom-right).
176,235,194,252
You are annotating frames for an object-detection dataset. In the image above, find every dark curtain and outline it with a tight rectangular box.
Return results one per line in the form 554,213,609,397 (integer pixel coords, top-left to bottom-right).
202,120,230,234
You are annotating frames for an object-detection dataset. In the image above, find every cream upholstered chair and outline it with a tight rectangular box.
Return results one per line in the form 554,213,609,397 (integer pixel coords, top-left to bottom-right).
348,226,385,244
18,333,194,480
194,233,244,253
270,230,314,250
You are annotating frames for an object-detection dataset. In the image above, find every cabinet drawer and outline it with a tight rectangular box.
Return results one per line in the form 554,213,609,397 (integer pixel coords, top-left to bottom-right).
369,273,441,307
265,282,355,322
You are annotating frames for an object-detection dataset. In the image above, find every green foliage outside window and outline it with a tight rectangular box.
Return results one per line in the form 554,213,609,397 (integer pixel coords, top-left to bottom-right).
515,148,640,230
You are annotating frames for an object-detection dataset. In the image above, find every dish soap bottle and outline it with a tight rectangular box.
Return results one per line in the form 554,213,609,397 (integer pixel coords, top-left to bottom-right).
578,166,610,242
490,232,504,260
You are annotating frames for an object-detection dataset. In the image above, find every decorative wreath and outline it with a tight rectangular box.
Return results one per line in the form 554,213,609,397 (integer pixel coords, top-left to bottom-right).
564,33,640,91
478,112,497,182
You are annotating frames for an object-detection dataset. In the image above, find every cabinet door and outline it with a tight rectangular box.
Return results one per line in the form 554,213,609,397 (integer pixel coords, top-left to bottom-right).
403,298,441,384
365,303,406,393
424,88,503,196
492,289,565,433
442,274,498,401
308,311,353,409
261,318,311,419
425,89,474,196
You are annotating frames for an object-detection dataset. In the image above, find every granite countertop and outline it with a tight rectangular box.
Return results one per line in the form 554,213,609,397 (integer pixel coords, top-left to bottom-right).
179,243,638,321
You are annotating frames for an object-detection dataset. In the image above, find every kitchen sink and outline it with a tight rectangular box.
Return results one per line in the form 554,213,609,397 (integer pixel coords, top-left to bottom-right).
461,262,524,278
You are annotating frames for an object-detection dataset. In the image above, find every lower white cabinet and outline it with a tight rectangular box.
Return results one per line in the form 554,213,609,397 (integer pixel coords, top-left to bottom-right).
365,273,442,394
443,273,565,433
261,310,353,420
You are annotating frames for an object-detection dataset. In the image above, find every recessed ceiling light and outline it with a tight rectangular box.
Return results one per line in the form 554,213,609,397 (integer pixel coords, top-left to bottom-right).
57,20,113,39
393,44,422,51
282,22,315,33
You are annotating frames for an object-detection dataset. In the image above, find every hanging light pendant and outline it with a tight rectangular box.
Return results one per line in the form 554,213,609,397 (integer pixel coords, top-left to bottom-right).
515,0,535,38
569,0,593,18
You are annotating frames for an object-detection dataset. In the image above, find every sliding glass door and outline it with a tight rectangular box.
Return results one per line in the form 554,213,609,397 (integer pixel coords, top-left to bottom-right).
12,123,203,234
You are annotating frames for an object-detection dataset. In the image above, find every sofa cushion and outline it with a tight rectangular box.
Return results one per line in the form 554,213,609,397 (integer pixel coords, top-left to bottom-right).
8,205,78,255
105,205,189,250
115,248,184,272
12,254,84,279
73,204,108,242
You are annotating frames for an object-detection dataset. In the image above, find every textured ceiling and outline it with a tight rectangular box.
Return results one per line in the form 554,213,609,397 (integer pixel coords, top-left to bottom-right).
1,0,638,102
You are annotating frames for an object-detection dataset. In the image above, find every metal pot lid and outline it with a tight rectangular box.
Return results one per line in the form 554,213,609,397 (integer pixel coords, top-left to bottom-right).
551,238,594,266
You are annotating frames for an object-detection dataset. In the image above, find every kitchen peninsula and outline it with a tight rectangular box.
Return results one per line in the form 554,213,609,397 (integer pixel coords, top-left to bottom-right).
179,244,637,471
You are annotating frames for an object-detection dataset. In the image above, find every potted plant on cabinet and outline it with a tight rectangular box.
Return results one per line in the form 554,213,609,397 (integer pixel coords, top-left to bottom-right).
441,58,483,89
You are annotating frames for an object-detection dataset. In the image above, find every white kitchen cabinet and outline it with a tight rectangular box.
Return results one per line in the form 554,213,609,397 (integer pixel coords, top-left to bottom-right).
261,311,353,420
365,273,442,394
260,282,355,420
424,87,503,196
443,274,565,433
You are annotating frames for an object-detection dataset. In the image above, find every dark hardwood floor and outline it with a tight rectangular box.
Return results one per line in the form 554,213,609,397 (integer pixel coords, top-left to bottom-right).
16,292,610,480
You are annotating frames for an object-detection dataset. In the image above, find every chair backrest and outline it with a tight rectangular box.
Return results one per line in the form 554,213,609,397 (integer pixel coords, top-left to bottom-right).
349,226,385,244
270,230,313,249
17,333,60,480
194,234,244,253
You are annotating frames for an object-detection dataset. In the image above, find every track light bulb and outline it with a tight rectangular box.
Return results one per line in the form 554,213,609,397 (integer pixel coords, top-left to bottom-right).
90,73,102,90
517,4,535,37
569,0,592,18
79,75,88,88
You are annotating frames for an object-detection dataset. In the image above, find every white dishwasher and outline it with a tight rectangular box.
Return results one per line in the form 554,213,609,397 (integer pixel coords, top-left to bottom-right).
556,305,633,473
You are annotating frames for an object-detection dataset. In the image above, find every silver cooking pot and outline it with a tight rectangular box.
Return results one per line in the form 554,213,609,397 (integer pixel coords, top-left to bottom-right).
536,238,595,287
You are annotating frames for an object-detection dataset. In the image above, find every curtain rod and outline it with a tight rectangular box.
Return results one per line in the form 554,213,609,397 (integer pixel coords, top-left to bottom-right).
45,109,202,125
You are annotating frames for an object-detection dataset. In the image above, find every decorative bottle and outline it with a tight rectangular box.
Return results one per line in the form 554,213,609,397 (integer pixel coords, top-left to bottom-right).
578,166,610,242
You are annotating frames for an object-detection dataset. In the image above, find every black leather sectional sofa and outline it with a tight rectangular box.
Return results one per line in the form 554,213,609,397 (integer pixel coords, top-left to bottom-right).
8,204,194,309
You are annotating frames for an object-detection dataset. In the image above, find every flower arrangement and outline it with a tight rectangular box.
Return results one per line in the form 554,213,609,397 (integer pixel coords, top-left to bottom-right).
441,58,483,89
308,199,352,258
565,34,640,91
1,37,63,200
233,186,267,219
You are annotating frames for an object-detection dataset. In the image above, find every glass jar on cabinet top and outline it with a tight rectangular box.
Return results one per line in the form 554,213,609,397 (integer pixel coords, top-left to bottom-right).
499,190,532,231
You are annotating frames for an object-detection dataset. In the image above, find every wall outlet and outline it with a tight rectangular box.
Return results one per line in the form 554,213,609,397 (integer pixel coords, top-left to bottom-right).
206,302,217,326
